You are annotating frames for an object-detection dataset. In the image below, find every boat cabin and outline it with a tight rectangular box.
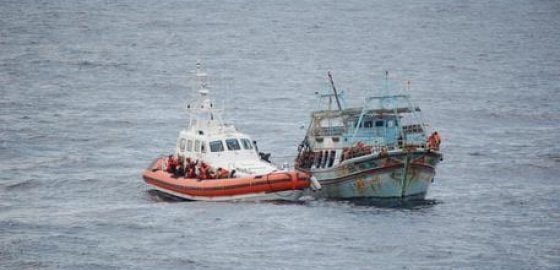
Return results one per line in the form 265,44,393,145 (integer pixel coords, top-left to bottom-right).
172,63,276,175
300,94,429,170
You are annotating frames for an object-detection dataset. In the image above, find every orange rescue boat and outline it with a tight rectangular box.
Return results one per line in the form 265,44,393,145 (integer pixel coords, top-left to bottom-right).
143,157,312,201
142,63,319,201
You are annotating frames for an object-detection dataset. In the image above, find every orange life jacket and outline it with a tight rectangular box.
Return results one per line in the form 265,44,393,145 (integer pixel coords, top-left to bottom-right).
199,166,207,180
428,132,441,149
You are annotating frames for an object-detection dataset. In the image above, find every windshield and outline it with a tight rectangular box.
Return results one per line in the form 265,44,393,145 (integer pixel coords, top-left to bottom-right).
209,140,224,152
225,138,241,151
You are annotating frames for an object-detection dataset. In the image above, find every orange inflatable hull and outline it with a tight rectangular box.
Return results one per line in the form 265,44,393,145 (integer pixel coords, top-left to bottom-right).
142,158,311,201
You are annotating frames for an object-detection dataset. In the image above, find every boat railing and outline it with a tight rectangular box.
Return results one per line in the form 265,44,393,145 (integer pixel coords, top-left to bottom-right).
402,124,424,134
316,126,345,136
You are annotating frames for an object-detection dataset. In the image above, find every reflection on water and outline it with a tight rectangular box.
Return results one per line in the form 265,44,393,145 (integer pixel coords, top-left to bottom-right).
345,197,440,209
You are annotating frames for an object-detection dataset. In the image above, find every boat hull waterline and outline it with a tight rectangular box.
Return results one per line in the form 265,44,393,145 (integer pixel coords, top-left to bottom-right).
298,150,441,200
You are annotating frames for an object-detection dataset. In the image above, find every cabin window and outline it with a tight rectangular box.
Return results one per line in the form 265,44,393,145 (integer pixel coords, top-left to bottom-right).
210,140,224,152
201,141,207,153
187,140,193,152
240,138,253,150
195,140,201,152
320,151,328,168
364,120,373,128
332,137,340,142
314,151,322,168
375,120,384,127
225,138,241,151
179,138,186,152
328,150,336,167
387,120,394,128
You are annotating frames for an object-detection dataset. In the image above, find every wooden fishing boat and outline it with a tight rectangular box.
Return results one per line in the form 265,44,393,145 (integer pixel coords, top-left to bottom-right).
295,72,442,201
142,63,319,201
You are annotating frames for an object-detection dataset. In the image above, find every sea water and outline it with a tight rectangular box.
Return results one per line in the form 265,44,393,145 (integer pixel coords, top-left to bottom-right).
1,0,559,269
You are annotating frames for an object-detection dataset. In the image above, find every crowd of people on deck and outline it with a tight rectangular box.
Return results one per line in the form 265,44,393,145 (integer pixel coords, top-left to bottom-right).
297,131,442,168
340,141,374,161
165,155,235,180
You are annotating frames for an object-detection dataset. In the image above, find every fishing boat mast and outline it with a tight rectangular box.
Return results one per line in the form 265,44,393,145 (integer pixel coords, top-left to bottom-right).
328,71,343,111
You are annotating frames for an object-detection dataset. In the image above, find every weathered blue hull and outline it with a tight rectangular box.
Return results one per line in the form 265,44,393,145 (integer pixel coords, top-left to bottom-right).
300,150,441,200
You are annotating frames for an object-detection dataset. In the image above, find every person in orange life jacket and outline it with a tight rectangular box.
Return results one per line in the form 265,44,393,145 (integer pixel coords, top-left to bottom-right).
208,168,216,179
428,131,441,150
434,132,441,147
216,167,229,179
184,158,192,176
199,162,209,180
187,162,198,178
191,160,199,178
355,141,370,156
206,165,214,179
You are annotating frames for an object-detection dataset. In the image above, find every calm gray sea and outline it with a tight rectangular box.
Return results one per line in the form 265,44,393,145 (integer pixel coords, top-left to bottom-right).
1,0,559,269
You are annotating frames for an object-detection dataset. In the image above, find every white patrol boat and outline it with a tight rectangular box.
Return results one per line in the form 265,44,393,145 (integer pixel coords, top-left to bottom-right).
142,63,318,202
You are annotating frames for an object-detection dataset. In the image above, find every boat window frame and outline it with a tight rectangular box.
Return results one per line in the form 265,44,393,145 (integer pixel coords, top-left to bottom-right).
315,151,323,168
187,140,193,152
225,138,241,151
195,140,201,152
240,138,253,150
209,140,225,152
201,141,207,153
375,120,385,127
328,150,336,167
179,138,186,152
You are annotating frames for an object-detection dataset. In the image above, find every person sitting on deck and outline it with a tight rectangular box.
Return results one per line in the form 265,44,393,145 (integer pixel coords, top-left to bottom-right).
355,141,367,157
189,165,198,178
199,162,210,180
185,166,192,178
181,158,193,178
207,167,216,179
216,167,229,179
177,164,185,177
167,155,177,174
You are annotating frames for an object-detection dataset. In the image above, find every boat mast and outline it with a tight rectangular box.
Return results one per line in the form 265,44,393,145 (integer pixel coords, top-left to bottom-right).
327,71,343,111
186,62,224,132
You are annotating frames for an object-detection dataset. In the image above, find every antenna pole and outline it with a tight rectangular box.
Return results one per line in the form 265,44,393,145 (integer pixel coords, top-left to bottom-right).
327,71,343,111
